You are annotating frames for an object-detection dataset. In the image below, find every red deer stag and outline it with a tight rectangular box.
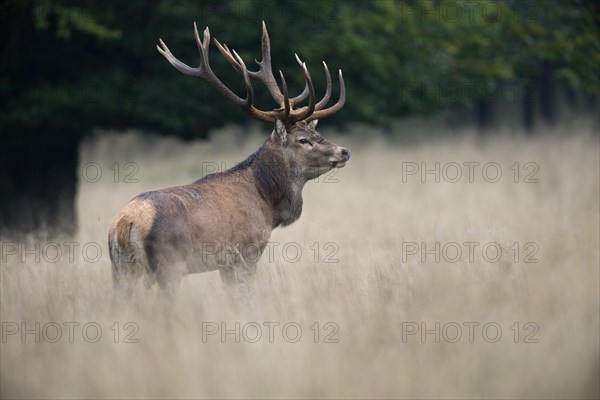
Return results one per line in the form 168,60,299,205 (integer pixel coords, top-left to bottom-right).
108,22,349,300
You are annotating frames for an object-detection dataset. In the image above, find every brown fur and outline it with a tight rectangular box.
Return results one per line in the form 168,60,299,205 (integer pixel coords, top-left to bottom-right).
123,24,350,300
110,199,157,250
115,218,131,250
108,120,350,299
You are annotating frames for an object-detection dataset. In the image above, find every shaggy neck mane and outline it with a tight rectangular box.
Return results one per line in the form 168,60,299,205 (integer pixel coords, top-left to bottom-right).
231,140,304,228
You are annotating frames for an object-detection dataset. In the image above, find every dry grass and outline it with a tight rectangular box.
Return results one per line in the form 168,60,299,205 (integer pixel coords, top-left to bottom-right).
1,120,599,399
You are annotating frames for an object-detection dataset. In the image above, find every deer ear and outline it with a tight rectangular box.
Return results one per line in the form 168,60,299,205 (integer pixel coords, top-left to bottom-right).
272,119,287,144
308,119,319,130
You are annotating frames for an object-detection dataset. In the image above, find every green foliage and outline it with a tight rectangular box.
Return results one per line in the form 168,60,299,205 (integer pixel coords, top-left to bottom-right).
1,0,598,140
33,0,122,39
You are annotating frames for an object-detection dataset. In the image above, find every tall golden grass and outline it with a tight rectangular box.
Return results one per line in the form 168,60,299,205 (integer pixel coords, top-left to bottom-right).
1,120,598,399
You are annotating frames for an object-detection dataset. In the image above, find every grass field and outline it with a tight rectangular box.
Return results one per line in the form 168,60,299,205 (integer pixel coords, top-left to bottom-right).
1,120,599,399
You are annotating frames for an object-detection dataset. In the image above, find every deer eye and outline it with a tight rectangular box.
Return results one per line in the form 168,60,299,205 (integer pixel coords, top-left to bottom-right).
298,138,312,146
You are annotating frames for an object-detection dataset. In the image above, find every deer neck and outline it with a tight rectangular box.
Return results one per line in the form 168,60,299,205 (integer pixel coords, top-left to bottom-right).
247,141,305,228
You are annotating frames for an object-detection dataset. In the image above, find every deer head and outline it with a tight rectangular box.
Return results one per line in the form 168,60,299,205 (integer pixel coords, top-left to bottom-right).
157,22,350,182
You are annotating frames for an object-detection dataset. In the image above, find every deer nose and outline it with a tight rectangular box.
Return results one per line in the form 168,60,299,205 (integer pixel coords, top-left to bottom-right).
340,148,351,161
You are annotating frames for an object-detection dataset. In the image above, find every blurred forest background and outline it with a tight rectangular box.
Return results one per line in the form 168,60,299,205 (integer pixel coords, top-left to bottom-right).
1,0,599,231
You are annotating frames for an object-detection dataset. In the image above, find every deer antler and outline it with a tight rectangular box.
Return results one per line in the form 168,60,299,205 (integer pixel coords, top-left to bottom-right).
157,21,345,124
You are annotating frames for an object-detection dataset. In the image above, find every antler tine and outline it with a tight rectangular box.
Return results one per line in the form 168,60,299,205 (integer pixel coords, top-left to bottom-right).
214,38,243,74
215,21,285,107
231,48,278,122
290,82,309,107
231,49,254,111
287,59,316,123
290,58,331,110
157,38,202,77
315,61,332,110
306,69,345,122
289,58,331,111
278,71,291,118
194,22,207,59
290,54,309,106
246,21,285,105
